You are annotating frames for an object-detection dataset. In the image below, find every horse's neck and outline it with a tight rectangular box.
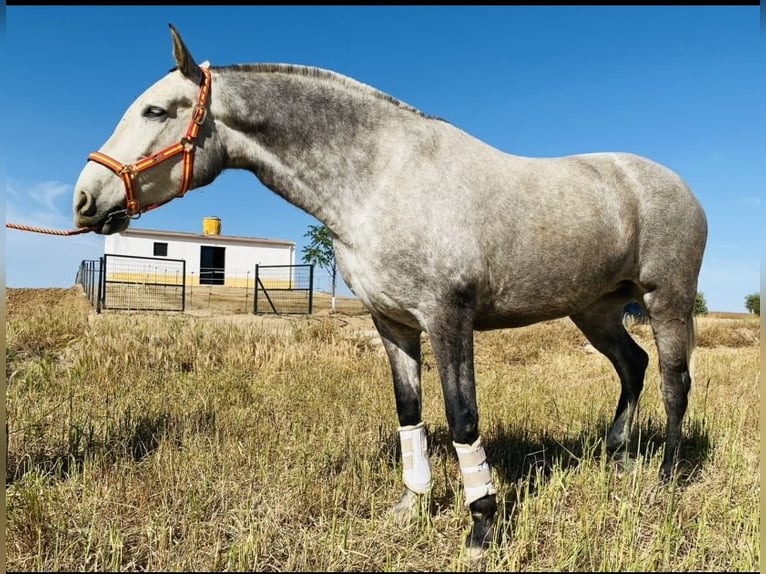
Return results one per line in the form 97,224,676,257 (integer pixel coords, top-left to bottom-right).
212,68,429,238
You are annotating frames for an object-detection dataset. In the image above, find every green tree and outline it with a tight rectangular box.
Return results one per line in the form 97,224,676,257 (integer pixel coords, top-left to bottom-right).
694,292,708,316
745,292,760,315
301,224,338,313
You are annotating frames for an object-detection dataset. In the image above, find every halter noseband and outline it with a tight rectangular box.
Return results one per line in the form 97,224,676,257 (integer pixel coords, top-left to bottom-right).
87,66,212,219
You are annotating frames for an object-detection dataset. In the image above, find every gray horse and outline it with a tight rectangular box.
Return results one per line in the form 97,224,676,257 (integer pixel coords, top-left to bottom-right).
72,25,708,557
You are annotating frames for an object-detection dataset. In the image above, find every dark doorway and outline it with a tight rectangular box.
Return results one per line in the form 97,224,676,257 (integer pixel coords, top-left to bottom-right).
200,245,225,285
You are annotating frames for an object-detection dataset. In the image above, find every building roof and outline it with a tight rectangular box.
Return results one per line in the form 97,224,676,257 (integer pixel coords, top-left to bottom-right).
115,227,295,248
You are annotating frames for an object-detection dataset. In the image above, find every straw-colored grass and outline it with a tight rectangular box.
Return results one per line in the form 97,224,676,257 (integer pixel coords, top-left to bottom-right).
5,287,759,571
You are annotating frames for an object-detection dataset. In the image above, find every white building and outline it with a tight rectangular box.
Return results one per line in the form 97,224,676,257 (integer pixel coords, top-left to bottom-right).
103,218,296,287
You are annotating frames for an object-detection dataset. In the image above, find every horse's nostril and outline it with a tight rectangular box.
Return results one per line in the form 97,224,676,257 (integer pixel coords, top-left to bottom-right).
75,189,96,216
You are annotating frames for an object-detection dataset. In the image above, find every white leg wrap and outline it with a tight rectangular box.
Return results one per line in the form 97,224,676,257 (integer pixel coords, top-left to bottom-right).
454,436,496,506
398,422,432,494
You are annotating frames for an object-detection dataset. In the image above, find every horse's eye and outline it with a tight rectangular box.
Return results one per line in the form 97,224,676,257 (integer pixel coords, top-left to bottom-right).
143,106,167,119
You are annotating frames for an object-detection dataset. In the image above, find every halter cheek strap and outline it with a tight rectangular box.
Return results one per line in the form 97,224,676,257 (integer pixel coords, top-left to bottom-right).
87,66,211,218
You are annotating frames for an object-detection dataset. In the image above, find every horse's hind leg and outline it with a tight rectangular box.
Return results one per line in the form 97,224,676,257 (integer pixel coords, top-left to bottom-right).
643,290,697,481
570,298,649,452
372,314,432,523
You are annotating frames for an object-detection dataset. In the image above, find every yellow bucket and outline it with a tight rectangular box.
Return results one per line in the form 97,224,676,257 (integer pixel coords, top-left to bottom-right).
203,216,221,236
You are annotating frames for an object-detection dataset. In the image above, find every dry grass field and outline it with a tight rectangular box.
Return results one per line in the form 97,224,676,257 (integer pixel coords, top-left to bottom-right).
5,287,760,571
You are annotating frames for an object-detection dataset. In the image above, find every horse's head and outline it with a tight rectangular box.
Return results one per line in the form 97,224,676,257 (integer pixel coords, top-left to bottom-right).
73,25,216,234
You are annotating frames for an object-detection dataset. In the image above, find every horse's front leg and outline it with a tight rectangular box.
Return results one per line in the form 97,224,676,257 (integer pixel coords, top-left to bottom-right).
427,306,497,559
372,314,432,523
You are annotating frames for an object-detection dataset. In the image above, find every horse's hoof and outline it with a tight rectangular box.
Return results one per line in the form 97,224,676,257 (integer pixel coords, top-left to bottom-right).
462,543,486,563
612,451,638,474
606,432,626,452
658,468,673,485
464,516,495,561
388,487,423,526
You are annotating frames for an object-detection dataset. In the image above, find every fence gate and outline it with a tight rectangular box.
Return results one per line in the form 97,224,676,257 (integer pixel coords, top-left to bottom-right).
100,254,186,312
254,264,314,314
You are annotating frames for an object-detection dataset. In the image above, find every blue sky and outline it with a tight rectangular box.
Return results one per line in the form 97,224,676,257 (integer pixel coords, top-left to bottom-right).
5,6,762,312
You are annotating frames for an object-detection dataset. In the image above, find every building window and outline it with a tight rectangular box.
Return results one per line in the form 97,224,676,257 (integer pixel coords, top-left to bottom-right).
153,242,168,257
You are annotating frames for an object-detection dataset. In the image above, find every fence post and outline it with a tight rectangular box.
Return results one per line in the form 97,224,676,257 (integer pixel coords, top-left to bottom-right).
181,259,187,312
92,260,97,305
97,256,105,313
308,264,314,315
85,261,90,303
88,259,96,307
85,261,90,305
253,264,259,314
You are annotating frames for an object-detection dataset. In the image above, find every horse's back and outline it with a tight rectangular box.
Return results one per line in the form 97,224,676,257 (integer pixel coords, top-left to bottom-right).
341,121,708,330
489,149,708,270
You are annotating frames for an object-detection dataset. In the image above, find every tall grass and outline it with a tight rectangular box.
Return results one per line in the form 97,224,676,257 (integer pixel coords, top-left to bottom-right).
5,288,760,571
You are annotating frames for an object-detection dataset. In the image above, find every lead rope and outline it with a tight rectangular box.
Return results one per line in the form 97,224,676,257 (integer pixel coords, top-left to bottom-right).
6,222,94,236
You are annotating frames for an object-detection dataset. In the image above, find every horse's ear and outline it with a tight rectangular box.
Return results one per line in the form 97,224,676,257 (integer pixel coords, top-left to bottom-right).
169,23,203,84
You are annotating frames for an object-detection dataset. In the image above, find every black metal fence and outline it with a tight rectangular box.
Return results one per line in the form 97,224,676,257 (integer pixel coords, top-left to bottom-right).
102,254,185,311
76,258,367,315
254,264,314,314
75,258,103,312
76,254,186,312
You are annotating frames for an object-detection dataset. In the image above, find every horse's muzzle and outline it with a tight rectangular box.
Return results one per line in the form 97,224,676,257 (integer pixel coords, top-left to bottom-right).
73,195,131,235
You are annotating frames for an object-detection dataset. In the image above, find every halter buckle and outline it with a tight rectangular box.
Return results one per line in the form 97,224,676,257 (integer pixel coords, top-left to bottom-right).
192,104,207,125
126,198,140,216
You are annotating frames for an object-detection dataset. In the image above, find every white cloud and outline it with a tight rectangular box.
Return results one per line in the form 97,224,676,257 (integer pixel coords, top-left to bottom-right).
6,179,104,288
30,181,71,213
735,196,760,207
6,179,76,229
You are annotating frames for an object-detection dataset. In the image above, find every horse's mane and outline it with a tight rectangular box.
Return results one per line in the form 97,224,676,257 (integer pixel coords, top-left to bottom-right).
214,63,449,123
